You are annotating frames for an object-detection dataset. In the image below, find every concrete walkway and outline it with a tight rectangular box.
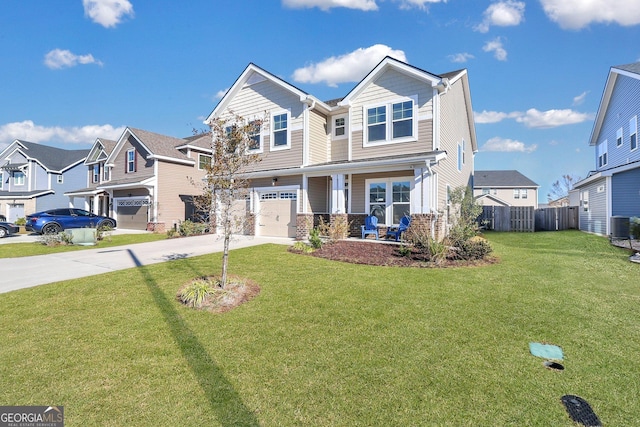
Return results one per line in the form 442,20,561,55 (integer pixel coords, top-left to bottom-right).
0,234,294,294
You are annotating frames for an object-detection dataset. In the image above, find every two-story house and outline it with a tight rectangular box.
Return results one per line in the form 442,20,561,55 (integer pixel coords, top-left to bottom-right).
205,56,477,239
0,140,89,222
65,128,210,231
574,62,640,236
473,170,539,209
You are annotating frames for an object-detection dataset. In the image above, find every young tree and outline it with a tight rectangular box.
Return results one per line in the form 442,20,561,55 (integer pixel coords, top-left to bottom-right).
547,174,580,202
447,185,483,246
201,112,262,288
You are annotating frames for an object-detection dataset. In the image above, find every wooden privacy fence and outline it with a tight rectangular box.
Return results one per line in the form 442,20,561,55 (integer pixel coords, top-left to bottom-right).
479,206,578,232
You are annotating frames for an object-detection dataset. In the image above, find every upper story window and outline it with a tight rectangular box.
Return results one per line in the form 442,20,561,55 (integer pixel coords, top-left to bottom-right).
92,164,100,183
272,112,290,150
13,171,25,186
365,96,417,145
248,120,261,151
457,143,463,171
57,174,63,184
616,128,623,147
521,189,528,199
597,140,608,168
126,149,136,173
333,115,347,140
103,165,110,182
513,188,520,199
631,116,638,151
198,154,212,170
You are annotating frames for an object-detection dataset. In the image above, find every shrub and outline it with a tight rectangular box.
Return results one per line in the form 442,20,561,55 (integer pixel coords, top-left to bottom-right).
631,217,640,239
404,224,448,265
96,223,113,241
291,241,314,253
14,217,26,226
447,186,483,247
177,220,208,237
309,227,323,249
177,278,215,308
38,232,74,247
316,216,351,241
453,236,493,260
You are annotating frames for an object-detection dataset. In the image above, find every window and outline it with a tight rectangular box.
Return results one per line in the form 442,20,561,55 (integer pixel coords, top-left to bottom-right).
367,106,386,142
103,165,110,182
333,116,347,139
366,178,411,226
14,171,24,186
92,164,100,183
57,174,63,184
513,189,520,199
457,143,463,171
521,189,528,199
248,121,261,151
0,172,3,190
631,116,638,151
126,149,136,173
365,97,416,145
198,154,212,170
272,113,289,148
617,128,623,147
581,191,589,212
392,101,413,138
597,140,608,168
482,188,490,195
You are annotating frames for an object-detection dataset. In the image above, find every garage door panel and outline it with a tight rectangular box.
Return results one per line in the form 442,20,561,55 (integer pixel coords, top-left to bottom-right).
258,198,296,238
117,205,148,230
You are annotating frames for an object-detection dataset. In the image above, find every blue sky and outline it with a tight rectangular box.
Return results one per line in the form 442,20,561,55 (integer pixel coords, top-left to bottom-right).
2,0,640,201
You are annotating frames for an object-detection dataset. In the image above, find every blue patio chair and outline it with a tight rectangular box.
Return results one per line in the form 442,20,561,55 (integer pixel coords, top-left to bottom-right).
361,215,379,240
386,216,411,241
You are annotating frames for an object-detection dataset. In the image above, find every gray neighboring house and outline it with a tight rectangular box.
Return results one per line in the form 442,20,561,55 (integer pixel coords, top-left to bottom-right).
473,170,539,208
0,140,89,221
574,62,640,236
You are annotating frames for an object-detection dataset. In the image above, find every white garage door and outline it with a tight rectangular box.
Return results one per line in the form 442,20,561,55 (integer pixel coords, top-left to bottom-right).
8,204,24,222
258,191,297,238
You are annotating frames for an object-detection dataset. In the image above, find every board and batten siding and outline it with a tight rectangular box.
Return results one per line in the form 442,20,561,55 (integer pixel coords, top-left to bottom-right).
599,74,640,169
156,161,203,226
221,78,305,172
349,68,434,161
434,77,474,211
612,167,640,216
579,178,608,235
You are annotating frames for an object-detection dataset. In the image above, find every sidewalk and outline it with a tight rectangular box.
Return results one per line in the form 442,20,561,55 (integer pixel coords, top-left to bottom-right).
0,234,294,294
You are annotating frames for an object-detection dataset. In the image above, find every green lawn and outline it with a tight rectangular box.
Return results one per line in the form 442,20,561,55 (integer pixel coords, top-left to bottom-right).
1,231,638,426
0,233,167,258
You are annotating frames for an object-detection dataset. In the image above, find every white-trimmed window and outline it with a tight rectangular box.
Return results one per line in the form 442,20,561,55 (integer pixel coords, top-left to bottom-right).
126,148,136,173
13,171,24,186
597,140,608,168
271,112,290,150
333,115,347,140
513,189,520,199
92,164,100,183
248,120,262,151
581,190,589,212
521,189,528,199
457,143,463,171
103,165,110,182
57,174,63,184
198,154,212,170
366,178,411,226
631,116,638,151
617,128,623,147
365,96,417,145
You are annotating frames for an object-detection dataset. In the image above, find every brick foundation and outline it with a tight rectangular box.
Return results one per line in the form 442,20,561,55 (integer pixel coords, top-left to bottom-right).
147,222,165,233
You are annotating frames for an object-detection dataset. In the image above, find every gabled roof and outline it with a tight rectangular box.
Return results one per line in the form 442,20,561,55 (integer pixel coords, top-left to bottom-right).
85,138,117,165
106,127,194,166
474,170,538,187
1,140,88,173
205,63,332,123
475,193,511,207
590,62,640,146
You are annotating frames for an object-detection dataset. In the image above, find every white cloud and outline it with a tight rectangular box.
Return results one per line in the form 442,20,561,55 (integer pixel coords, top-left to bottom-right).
481,137,537,153
516,108,593,128
572,91,588,106
292,45,407,87
282,0,378,11
448,52,474,63
0,121,125,147
483,38,507,61
540,0,640,30
44,49,103,70
475,1,525,33
83,0,134,28
214,88,229,100
393,0,448,10
475,108,593,127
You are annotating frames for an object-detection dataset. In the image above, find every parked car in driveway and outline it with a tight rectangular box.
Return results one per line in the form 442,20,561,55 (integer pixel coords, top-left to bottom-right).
0,221,20,238
25,208,116,234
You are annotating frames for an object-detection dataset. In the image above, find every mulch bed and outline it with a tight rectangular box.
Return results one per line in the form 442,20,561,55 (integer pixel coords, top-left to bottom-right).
302,240,496,268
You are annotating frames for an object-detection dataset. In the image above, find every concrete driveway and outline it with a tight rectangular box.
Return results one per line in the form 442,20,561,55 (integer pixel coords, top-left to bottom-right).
0,233,294,294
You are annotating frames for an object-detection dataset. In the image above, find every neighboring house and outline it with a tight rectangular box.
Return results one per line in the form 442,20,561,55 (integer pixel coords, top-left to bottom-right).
65,128,210,231
205,56,477,239
574,62,640,236
473,170,539,209
0,140,89,222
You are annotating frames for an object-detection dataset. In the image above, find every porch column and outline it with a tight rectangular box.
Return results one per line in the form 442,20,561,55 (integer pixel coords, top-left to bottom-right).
331,174,346,214
92,195,100,214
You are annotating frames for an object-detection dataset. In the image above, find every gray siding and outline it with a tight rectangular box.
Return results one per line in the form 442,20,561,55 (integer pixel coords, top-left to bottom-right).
578,178,608,235
598,74,640,170
307,176,329,213
612,167,640,216
111,136,153,181
308,110,328,165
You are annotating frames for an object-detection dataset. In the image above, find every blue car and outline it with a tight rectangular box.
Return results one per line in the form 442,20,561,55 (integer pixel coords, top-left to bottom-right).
25,208,117,234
